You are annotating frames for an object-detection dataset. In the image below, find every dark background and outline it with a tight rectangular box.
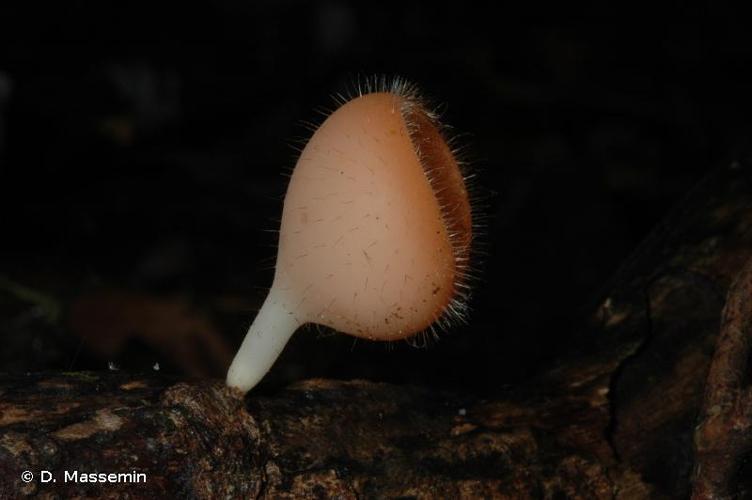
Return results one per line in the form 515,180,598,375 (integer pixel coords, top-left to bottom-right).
1,4,750,395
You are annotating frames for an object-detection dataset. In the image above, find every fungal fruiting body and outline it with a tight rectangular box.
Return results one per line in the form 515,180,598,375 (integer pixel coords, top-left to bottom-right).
226,82,473,393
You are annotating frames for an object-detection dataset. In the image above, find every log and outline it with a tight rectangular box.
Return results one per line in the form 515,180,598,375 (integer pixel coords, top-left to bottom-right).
2,160,752,498
0,373,648,498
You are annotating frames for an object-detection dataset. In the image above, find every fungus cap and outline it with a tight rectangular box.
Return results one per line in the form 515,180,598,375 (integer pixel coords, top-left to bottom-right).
275,92,470,338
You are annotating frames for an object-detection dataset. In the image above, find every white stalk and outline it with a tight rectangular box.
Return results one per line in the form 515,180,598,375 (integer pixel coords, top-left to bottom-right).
226,288,300,393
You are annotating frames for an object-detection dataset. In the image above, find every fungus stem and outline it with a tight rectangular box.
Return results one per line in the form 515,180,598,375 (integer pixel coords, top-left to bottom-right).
226,288,300,393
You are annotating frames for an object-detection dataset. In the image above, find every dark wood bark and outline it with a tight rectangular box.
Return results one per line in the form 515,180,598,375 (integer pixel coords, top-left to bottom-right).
691,256,752,499
0,373,649,499
2,161,752,499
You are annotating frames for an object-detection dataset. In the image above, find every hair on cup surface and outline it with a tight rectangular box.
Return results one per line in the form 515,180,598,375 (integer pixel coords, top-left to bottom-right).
227,78,475,393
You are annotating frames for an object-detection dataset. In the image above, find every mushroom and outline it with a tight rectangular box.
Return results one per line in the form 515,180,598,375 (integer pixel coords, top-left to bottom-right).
227,80,473,393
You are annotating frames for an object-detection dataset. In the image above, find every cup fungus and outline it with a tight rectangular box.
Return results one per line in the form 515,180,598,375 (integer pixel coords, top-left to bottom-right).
227,80,474,393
